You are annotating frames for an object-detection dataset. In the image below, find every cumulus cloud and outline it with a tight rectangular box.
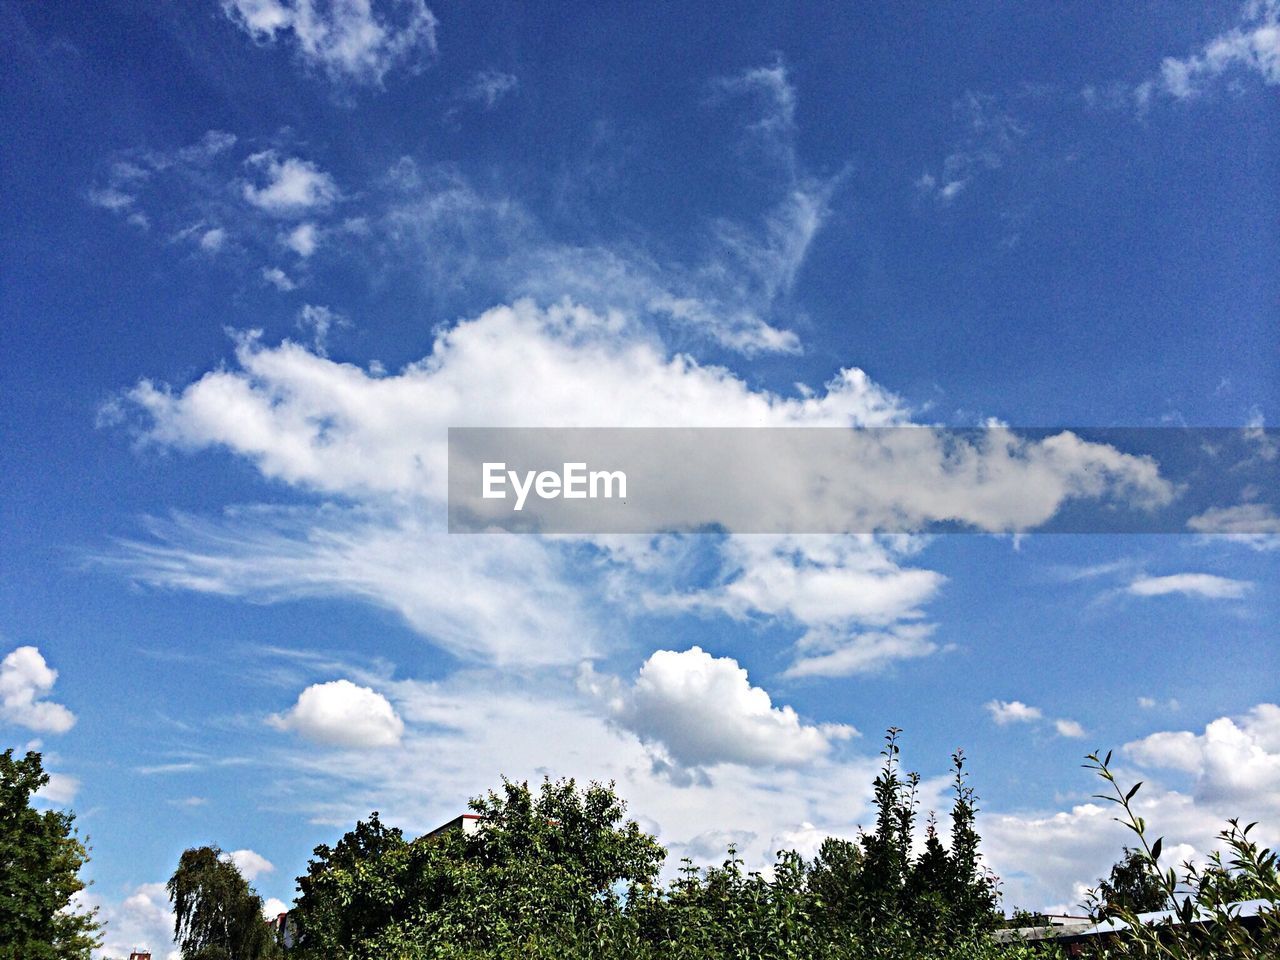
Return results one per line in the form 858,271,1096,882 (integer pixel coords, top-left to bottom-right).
224,848,275,881
986,700,1042,725
583,646,855,772
199,227,227,252
1127,573,1252,599
84,882,179,960
285,221,319,256
1125,704,1280,806
222,0,438,86
269,679,405,748
242,152,338,215
261,266,297,291
1054,719,1087,739
0,646,76,734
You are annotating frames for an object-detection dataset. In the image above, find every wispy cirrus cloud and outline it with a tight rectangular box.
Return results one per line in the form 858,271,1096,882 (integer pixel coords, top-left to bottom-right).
1127,572,1252,599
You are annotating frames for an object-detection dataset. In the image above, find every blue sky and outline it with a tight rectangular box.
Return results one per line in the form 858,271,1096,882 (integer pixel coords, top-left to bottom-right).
2,1,1278,955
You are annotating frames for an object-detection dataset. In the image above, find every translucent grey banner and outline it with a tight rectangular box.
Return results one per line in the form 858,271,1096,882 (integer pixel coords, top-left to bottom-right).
447,427,1279,535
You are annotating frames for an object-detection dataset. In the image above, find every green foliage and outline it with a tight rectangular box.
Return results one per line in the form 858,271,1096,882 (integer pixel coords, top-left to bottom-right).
168,846,282,960
287,733,1012,960
1095,847,1169,918
807,732,999,943
0,749,101,960
1083,750,1280,958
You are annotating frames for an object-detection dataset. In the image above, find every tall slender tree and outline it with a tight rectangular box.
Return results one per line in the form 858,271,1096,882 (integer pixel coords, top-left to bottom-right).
168,846,280,960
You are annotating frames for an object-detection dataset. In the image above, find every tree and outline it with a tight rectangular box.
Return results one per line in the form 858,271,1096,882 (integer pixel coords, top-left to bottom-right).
168,846,281,960
291,777,667,959
0,749,100,960
1096,845,1170,918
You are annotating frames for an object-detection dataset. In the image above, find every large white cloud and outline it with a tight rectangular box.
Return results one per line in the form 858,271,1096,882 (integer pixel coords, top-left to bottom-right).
269,679,405,748
223,0,438,87
583,646,855,772
111,300,1177,672
0,646,76,734
1125,704,1280,807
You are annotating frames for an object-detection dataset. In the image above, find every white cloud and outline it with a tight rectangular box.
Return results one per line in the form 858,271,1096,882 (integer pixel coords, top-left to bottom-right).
269,678,404,748
1188,502,1280,551
223,848,275,881
252,665,883,879
199,227,226,253
0,646,76,734
1127,573,1252,599
1125,704,1280,806
285,221,319,256
1157,0,1280,99
584,646,855,771
261,266,297,291
296,303,346,355
1054,718,1087,739
86,882,180,960
35,771,80,804
107,508,597,667
242,152,338,215
222,0,438,86
1138,696,1181,712
458,69,518,109
784,625,941,679
262,896,290,919
986,699,1043,725
111,301,1175,671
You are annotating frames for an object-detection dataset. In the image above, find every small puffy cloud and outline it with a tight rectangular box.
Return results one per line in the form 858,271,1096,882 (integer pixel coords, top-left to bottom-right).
262,897,289,918
0,646,76,734
261,266,297,291
587,646,855,771
1127,573,1252,599
1054,718,1087,739
269,679,404,748
986,699,1042,725
223,848,274,881
222,0,438,87
285,221,319,256
199,227,226,253
242,152,338,215
1138,696,1181,712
